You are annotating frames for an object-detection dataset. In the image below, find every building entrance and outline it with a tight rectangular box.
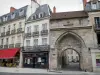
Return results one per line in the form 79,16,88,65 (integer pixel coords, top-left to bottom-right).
23,52,49,69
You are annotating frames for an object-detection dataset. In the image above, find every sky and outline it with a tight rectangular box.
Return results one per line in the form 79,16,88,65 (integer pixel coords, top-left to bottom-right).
0,0,86,16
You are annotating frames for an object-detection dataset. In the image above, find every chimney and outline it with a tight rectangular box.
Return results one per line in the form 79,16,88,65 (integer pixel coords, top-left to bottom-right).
53,6,56,13
83,0,87,9
10,7,16,13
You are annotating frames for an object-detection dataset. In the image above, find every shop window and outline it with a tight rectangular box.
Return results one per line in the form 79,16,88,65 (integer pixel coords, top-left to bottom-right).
96,53,100,66
96,59,100,66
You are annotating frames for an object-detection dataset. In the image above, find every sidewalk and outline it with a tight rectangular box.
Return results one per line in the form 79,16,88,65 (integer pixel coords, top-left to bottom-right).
0,67,97,74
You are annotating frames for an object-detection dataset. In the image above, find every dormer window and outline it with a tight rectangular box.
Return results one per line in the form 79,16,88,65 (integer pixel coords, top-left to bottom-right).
92,3,97,9
11,12,15,19
39,13,43,18
19,9,24,16
3,17,6,22
33,16,35,20
0,19,1,23
36,14,38,19
5,16,8,21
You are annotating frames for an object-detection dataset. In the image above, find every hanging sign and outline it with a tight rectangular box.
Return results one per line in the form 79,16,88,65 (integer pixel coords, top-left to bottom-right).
96,53,100,59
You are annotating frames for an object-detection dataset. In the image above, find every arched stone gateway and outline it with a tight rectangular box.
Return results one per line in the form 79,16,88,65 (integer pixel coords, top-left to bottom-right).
49,31,93,72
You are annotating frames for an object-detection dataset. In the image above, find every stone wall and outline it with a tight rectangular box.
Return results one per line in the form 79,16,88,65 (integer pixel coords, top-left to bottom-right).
49,18,96,71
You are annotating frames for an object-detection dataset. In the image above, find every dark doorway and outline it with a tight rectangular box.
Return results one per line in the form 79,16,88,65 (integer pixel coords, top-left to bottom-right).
61,49,80,71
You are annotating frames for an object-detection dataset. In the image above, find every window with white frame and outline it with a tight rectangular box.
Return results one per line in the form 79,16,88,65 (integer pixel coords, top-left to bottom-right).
26,40,30,46
11,13,15,19
3,17,6,22
92,3,97,9
42,38,47,45
42,23,47,30
12,36,15,44
17,35,21,43
39,13,43,18
19,9,24,16
27,26,31,33
34,39,38,45
34,25,39,32
6,38,9,45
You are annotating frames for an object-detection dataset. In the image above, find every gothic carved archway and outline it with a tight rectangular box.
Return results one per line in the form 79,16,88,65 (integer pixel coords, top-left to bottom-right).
54,31,86,70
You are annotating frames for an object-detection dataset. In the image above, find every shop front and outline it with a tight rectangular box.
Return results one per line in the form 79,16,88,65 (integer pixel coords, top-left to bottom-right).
91,49,100,72
22,45,50,69
23,51,49,69
0,48,20,67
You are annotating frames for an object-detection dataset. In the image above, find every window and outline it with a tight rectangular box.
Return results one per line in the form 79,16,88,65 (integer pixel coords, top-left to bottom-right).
3,17,5,21
0,18,1,23
92,3,97,9
19,9,24,16
95,17,100,28
12,36,15,44
11,13,15,19
27,26,31,33
42,23,47,30
26,40,30,46
39,13,43,18
19,22,22,28
6,38,9,45
8,25,10,31
34,25,39,32
34,39,38,45
3,27,5,32
97,33,100,45
33,16,35,20
36,14,38,18
1,39,3,45
13,24,16,29
5,16,8,21
42,38,47,45
17,35,21,43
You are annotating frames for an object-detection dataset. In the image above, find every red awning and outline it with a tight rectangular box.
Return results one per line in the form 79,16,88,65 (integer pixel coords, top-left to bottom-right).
0,48,20,59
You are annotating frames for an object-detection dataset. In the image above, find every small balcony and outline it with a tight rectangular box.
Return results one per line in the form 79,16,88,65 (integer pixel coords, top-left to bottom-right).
41,30,48,36
33,31,39,37
17,28,23,33
0,45,3,49
9,44,14,48
15,43,21,48
11,29,16,35
4,45,8,49
23,45,50,52
1,32,5,37
25,33,31,38
6,31,10,36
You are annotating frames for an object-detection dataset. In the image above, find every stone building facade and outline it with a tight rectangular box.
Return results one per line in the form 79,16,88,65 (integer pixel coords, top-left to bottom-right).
49,11,93,71
48,0,100,72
